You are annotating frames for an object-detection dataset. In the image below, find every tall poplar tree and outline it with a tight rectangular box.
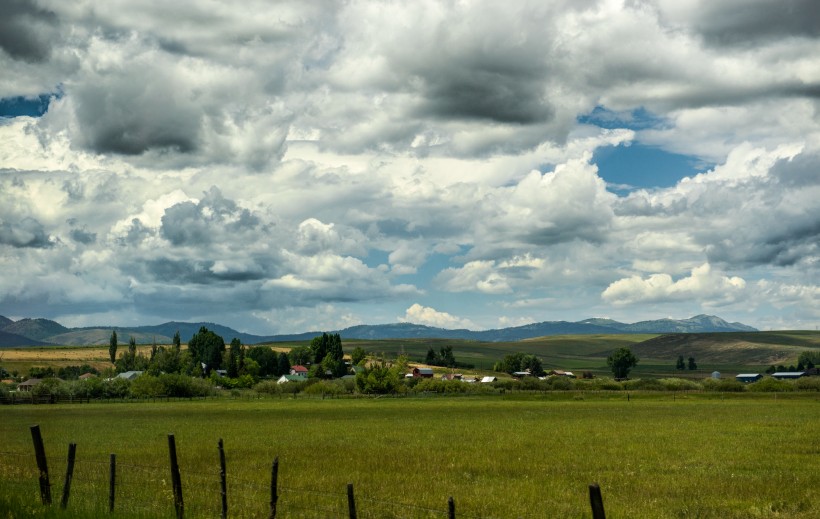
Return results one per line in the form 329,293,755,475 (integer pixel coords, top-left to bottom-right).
109,330,118,364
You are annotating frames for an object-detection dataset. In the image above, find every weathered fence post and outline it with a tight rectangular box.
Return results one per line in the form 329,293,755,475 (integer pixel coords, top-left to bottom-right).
269,456,279,519
589,483,606,519
168,434,184,519
448,496,455,519
109,454,116,512
218,439,227,519
30,425,51,505
347,483,357,519
60,443,77,509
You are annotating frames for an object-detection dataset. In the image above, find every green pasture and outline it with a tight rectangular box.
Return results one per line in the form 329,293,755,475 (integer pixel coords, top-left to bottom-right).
1,393,818,518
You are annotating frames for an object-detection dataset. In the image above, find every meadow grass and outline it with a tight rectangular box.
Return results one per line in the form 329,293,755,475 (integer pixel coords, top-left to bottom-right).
1,393,818,518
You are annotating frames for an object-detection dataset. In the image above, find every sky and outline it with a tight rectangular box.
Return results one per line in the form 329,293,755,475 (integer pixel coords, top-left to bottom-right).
0,0,818,335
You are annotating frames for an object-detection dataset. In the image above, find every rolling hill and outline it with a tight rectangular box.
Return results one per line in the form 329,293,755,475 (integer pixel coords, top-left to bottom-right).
1,314,760,347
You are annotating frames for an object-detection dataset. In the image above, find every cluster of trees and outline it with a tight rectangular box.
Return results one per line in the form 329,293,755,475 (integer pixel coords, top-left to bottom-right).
675,355,697,370
766,350,817,374
425,345,457,368
493,352,545,377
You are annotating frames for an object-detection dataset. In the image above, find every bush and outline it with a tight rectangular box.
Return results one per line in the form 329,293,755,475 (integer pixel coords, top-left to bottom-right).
254,380,282,395
748,377,794,392
413,379,468,394
701,378,746,392
303,380,347,396
657,378,702,391
547,376,575,391
794,377,820,391
103,378,131,398
623,378,665,391
129,375,165,398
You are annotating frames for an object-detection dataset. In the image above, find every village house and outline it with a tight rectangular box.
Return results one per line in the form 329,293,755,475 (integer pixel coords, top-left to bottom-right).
412,367,434,378
17,378,42,392
290,365,309,377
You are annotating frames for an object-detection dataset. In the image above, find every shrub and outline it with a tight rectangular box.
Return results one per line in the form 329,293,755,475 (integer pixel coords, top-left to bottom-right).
623,378,664,391
701,378,745,392
254,380,282,395
547,376,575,391
794,377,820,391
748,377,794,392
658,378,702,391
103,378,131,398
413,379,469,394
303,380,347,396
129,375,165,398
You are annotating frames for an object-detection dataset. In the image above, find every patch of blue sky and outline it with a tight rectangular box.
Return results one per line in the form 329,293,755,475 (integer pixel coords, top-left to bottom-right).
0,91,60,118
578,105,711,191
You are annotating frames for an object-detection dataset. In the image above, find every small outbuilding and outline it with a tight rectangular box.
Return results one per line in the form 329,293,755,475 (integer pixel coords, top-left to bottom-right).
441,373,462,381
277,375,304,384
711,371,721,379
480,376,497,383
735,373,762,383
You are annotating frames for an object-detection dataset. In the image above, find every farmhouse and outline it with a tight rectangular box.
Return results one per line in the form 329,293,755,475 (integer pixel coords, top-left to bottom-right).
771,372,804,380
115,371,143,381
412,367,434,378
735,374,762,383
290,365,309,377
17,378,42,392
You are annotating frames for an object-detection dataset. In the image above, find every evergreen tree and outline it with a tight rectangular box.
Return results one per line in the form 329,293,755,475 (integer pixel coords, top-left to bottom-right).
425,346,437,365
277,352,291,377
676,355,685,370
687,357,697,370
188,327,226,376
228,338,241,378
109,330,118,364
172,331,181,351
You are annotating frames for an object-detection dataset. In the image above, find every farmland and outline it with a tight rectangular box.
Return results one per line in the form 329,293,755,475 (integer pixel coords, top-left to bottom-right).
1,394,819,518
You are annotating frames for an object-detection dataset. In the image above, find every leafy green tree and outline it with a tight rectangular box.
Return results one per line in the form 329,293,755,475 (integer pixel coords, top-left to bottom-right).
439,345,456,368
676,355,685,370
354,359,402,394
521,355,544,377
350,346,367,366
607,347,638,379
246,347,278,377
288,345,312,366
687,357,697,370
109,330,118,364
494,352,525,373
187,327,226,376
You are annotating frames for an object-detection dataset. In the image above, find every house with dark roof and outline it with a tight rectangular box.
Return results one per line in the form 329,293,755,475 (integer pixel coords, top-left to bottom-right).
412,367,434,378
771,372,804,380
735,373,762,383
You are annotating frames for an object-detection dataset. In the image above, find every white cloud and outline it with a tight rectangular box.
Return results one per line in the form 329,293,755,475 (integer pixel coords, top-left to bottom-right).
399,304,476,330
602,263,747,306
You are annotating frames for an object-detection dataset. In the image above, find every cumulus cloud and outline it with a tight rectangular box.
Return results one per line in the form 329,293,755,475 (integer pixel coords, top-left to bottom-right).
0,217,52,248
399,303,476,330
602,264,747,306
0,0,59,63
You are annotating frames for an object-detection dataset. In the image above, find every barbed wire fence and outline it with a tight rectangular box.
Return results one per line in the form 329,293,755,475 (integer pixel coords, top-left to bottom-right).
1,425,607,519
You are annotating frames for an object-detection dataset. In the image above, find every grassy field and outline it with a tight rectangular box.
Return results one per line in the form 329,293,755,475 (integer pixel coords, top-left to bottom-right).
1,393,818,518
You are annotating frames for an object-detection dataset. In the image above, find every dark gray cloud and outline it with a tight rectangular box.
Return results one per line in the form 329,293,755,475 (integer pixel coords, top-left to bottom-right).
73,74,201,155
0,0,58,62
706,218,820,269
687,0,820,47
69,227,96,244
160,187,260,246
0,217,52,248
771,151,820,187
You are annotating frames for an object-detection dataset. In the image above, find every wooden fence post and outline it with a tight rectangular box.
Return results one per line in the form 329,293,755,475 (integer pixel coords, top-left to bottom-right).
109,454,116,512
589,483,606,519
347,483,357,519
218,439,227,519
60,443,77,509
448,496,455,519
269,456,279,519
168,434,184,519
29,425,51,505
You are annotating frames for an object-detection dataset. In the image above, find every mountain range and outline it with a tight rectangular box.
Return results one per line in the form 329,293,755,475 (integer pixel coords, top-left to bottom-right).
0,314,757,347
